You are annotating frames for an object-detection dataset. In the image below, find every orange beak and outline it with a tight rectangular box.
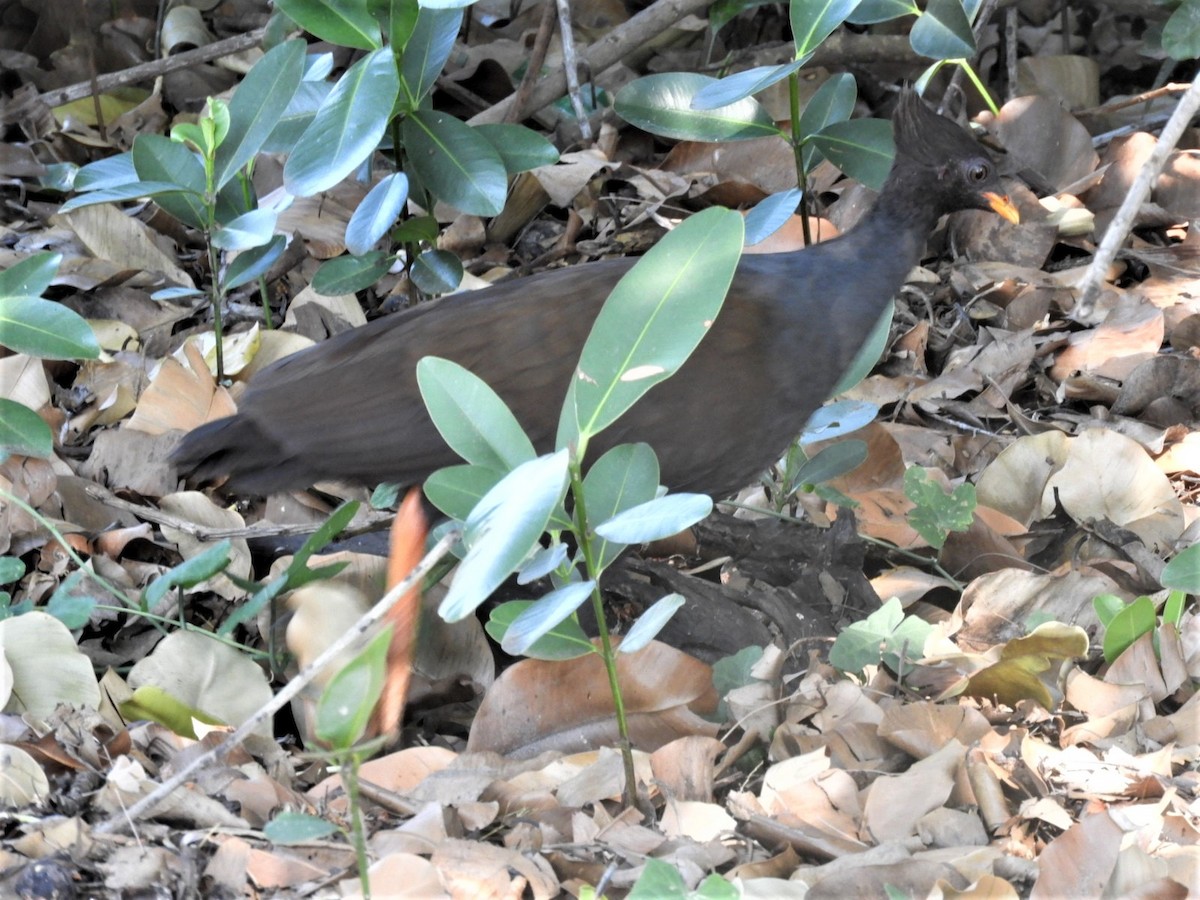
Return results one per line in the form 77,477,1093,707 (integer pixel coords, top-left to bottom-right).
984,191,1020,224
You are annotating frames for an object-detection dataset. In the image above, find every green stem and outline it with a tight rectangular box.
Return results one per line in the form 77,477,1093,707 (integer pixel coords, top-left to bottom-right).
567,457,638,811
341,754,372,898
787,74,811,247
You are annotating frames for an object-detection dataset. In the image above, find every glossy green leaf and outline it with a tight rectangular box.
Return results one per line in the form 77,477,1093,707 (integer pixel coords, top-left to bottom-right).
439,450,570,621
485,600,593,660
516,543,569,584
910,0,976,60
594,493,712,544
0,296,99,359
131,134,208,228
1101,595,1156,664
410,249,463,295
809,117,894,190
73,153,136,191
582,443,660,571
423,463,504,520
377,0,420,49
847,0,917,23
417,356,536,471
788,440,866,492
829,297,892,395
0,252,61,298
1092,594,1125,629
500,581,595,655
1162,541,1200,592
474,123,560,174
315,626,391,748
399,7,462,106
801,399,879,444
213,38,306,189
618,593,684,653
345,173,409,255
615,73,778,142
211,208,278,251
58,181,195,213
284,48,400,196
400,110,507,215
790,0,860,61
743,188,802,245
311,250,393,295
798,72,857,170
274,0,381,49
223,235,287,290
261,81,332,153
557,207,743,445
690,60,806,110
0,399,53,458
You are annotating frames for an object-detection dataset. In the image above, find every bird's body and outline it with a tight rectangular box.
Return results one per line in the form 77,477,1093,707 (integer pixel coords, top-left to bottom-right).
174,91,1018,497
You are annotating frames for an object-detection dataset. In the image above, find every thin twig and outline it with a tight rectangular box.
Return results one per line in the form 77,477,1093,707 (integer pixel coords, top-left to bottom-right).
1075,72,1200,319
93,526,459,835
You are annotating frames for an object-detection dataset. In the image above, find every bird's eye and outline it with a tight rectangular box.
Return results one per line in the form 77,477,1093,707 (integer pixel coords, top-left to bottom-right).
968,163,989,182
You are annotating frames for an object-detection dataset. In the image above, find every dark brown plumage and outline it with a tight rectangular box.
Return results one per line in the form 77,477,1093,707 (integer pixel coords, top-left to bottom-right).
174,91,1018,498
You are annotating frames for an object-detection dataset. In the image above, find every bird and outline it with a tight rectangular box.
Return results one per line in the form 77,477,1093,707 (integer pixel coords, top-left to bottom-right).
173,89,1019,500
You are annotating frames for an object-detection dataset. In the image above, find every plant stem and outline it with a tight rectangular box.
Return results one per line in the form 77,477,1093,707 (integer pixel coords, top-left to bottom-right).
568,459,638,811
341,754,372,898
787,74,812,247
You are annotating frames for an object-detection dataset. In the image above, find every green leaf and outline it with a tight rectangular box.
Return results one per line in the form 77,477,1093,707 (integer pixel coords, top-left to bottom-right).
274,0,382,49
211,209,278,251
315,626,391,749
798,72,857,170
1102,595,1157,664
1092,593,1125,629
0,296,100,359
582,443,660,571
417,357,536,471
311,251,394,295
399,7,462,106
1163,0,1200,60
1160,542,1200,592
410,249,463,295
474,123,560,174
787,440,866,493
619,593,684,653
808,117,894,190
44,570,97,630
0,557,25,584
0,399,53,458
213,38,306,189
517,542,569,584
910,0,976,60
0,252,61,298
743,188,802,245
594,494,712,545
485,600,593,660
828,298,892,395
790,0,860,61
400,110,508,216
57,181,196,213
141,541,231,610
847,0,917,24
439,450,570,621
615,72,779,142
904,467,976,550
265,811,340,843
423,463,504,520
689,60,806,110
628,859,690,899
345,173,409,255
500,581,595,655
132,134,209,229
829,597,931,674
261,81,332,153
800,399,879,444
284,47,400,196
73,153,136,191
556,207,744,445
223,235,287,290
